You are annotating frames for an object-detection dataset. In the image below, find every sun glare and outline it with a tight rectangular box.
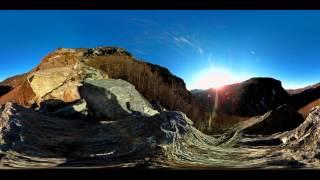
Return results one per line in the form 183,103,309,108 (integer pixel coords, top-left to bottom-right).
189,67,245,90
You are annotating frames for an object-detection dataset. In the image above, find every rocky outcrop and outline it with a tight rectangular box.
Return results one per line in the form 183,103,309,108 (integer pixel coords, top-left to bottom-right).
240,104,304,135
80,79,158,120
0,49,109,108
83,46,132,57
27,67,81,105
0,101,195,168
0,47,194,126
279,106,320,160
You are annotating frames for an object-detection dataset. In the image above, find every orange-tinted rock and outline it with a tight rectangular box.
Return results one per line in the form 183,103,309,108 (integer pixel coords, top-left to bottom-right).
0,80,36,107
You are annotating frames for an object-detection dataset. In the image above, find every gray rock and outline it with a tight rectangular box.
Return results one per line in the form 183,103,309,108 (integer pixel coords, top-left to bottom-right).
80,79,158,120
83,47,132,57
279,106,320,159
81,65,108,81
0,102,195,168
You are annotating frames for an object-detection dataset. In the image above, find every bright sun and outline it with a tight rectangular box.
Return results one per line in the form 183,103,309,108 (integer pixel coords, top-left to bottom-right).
189,68,242,90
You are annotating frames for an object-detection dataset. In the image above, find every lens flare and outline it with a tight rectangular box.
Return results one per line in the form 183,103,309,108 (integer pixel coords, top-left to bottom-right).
188,67,247,90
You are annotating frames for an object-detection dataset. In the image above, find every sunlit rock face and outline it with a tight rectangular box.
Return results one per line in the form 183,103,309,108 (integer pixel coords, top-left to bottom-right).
27,67,81,105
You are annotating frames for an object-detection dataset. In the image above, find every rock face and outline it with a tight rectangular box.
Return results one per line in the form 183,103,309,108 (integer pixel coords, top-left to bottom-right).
83,46,132,57
240,104,304,135
80,79,158,120
280,106,320,160
27,67,82,105
0,101,195,168
232,78,290,116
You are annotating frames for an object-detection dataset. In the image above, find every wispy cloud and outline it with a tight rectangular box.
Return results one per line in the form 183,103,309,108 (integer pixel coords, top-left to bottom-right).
134,49,146,55
172,36,205,57
207,55,215,68
198,47,204,56
173,36,195,47
127,17,157,26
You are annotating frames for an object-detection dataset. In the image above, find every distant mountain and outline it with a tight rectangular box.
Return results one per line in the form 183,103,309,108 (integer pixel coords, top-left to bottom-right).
192,78,290,116
190,89,205,95
287,83,320,95
191,78,320,133
288,82,320,117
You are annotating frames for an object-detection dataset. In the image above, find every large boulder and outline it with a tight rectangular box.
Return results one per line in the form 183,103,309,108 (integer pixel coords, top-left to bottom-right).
80,79,158,120
240,104,304,135
279,106,320,159
27,67,81,105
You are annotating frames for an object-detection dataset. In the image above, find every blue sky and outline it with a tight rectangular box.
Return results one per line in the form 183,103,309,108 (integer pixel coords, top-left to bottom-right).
0,10,319,89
